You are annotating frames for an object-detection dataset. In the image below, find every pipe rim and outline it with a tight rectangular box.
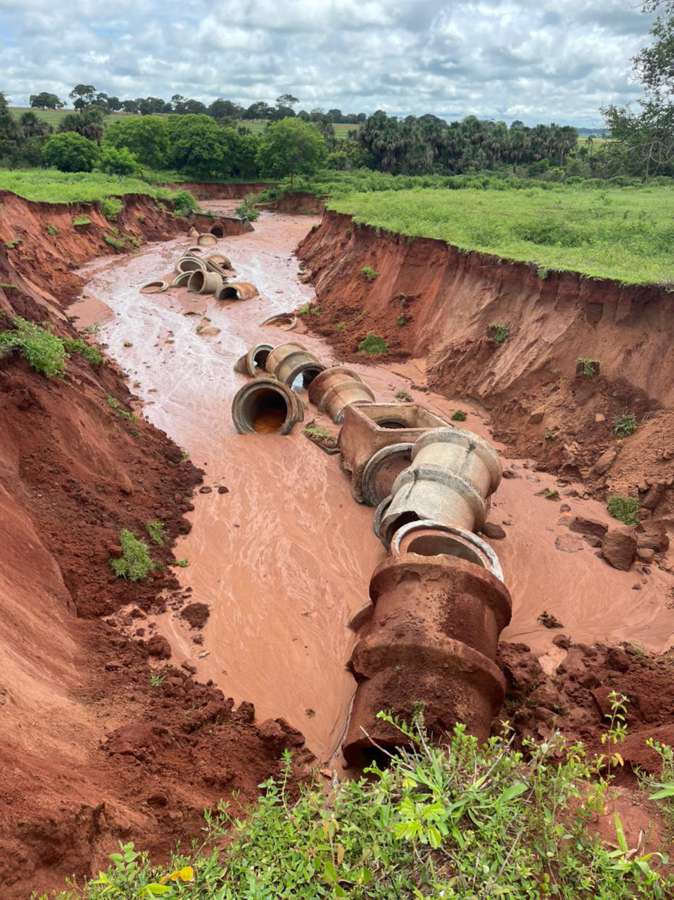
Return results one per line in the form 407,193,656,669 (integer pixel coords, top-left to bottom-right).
231,377,300,435
361,443,414,507
413,427,502,492
389,519,504,581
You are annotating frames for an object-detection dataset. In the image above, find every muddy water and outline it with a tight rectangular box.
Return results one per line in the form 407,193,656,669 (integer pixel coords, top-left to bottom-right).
74,207,674,759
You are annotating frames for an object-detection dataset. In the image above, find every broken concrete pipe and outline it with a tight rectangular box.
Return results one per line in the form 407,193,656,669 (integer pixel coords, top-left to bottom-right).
307,366,376,424
216,282,258,302
140,280,169,294
205,253,232,270
342,552,511,767
197,232,218,247
376,427,501,547
234,343,273,377
389,519,504,581
187,270,224,295
264,342,325,388
176,255,206,274
338,402,449,504
171,271,192,288
360,443,414,507
231,377,304,435
260,312,298,331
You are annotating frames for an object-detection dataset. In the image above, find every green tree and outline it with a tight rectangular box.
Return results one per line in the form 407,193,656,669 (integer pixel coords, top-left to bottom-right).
167,114,260,178
104,115,170,168
42,132,99,172
58,107,106,143
0,91,21,163
256,117,326,180
69,83,97,110
29,92,63,109
99,144,140,175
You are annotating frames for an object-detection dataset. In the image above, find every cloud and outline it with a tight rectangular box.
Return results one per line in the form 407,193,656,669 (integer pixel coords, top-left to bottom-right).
0,0,655,126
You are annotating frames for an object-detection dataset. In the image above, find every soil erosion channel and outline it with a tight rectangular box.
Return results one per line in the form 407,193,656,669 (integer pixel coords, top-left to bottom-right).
74,205,674,760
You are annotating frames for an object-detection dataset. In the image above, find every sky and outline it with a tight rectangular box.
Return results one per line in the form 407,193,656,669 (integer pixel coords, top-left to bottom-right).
0,0,655,127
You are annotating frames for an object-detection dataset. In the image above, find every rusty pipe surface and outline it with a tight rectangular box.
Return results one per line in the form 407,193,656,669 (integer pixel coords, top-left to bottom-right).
307,366,375,424
377,427,501,546
342,553,511,766
265,342,325,387
231,377,304,435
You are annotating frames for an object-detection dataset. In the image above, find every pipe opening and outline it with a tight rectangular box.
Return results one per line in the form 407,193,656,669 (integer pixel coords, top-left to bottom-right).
240,388,289,433
253,347,271,370
378,418,408,429
385,511,421,543
347,742,397,770
210,225,225,237
406,533,486,568
188,271,205,292
290,365,323,392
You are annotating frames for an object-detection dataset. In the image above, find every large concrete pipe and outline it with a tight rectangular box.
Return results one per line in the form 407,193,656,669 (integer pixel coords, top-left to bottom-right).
234,343,274,377
376,428,501,547
176,255,206,274
360,443,413,507
217,283,258,301
265,342,325,388
390,519,504,581
188,270,224,295
307,366,375,424
338,402,449,504
231,377,304,434
342,552,511,766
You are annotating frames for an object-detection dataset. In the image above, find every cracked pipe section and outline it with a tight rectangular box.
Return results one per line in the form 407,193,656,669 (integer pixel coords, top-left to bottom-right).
307,365,376,424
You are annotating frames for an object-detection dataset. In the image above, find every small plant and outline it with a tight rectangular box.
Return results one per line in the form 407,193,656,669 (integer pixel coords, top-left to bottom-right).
361,265,379,281
539,487,560,500
335,322,346,332
179,449,190,462
451,409,467,422
175,558,189,568
149,673,165,688
544,428,557,441
146,519,166,546
63,336,103,367
358,333,388,355
537,265,550,279
100,197,123,220
607,494,639,526
642,739,674,833
577,357,600,378
3,239,20,249
297,302,319,317
489,322,510,344
72,215,92,227
171,190,199,218
395,389,412,402
110,529,153,581
104,233,128,252
235,197,259,222
106,394,136,422
0,316,66,377
396,314,409,326
600,690,628,774
46,223,59,236
613,412,637,438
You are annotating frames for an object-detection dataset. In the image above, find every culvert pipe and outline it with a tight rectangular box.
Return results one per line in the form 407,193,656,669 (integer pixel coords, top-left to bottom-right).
233,343,273,377
376,427,501,547
187,270,224,295
265,342,325,388
176,255,206,274
171,271,192,288
217,282,258,301
390,519,504,581
197,232,218,247
231,377,304,434
360,443,413,507
307,366,375,424
342,552,511,767
140,280,169,294
206,253,232,271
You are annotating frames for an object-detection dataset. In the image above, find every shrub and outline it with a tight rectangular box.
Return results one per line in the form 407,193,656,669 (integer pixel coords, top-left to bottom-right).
577,357,600,377
146,519,165,546
104,233,127,251
235,196,259,222
104,117,170,169
42,131,99,172
171,189,199,218
451,409,467,421
63,336,103,366
358,333,388,355
395,389,412,401
106,395,136,422
100,196,123,220
613,412,637,437
46,223,59,236
110,529,153,581
256,117,326,180
489,322,510,344
361,265,379,281
0,316,66,377
98,145,140,176
607,494,639,526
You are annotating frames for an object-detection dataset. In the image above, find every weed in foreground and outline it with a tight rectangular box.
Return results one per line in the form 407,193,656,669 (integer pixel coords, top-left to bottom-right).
361,265,379,281
613,412,637,438
607,494,639,526
577,357,600,378
146,519,166,546
110,529,153,581
358,333,388,355
451,409,467,421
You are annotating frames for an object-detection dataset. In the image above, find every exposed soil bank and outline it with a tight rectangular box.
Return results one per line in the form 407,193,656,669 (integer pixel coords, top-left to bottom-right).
168,182,268,200
0,195,309,899
298,212,674,519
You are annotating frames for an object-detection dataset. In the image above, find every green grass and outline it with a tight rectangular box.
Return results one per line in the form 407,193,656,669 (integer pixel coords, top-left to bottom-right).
0,316,66,377
110,528,153,581
358,334,389,355
613,413,638,437
328,185,674,285
607,495,639,526
52,718,673,899
146,519,166,546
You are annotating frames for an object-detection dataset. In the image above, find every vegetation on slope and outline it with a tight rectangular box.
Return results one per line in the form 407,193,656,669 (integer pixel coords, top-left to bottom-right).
328,184,674,285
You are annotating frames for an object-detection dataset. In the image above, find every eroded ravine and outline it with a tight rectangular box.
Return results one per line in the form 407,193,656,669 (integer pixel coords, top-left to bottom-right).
73,207,674,759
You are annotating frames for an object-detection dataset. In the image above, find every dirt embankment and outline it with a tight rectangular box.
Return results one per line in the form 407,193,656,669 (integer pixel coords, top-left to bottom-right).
268,192,326,215
0,194,309,898
168,181,268,200
297,212,674,519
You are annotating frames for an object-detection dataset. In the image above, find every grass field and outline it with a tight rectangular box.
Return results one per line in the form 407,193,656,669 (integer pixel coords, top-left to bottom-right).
329,185,674,285
9,107,357,139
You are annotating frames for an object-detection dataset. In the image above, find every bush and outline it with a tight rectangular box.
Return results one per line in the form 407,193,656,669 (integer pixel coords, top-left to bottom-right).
577,357,600,377
451,409,467,421
167,115,258,180
235,196,259,222
0,316,66,377
613,413,637,437
42,132,99,172
361,265,379,281
99,145,140,176
607,494,639,526
257,117,326,180
104,116,170,169
358,333,388,355
110,529,153,581
170,189,199,217
63,336,103,366
489,323,510,344
100,196,123,220
146,519,166,546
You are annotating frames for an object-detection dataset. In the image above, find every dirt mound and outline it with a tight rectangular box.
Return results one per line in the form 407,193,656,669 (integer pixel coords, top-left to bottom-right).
297,212,674,517
0,194,310,898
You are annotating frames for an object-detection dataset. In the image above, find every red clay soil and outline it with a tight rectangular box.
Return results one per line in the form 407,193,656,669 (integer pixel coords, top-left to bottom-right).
0,194,310,898
167,181,269,200
297,212,674,519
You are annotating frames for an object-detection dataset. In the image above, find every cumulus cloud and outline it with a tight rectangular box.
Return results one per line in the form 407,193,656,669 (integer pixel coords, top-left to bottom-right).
0,0,655,126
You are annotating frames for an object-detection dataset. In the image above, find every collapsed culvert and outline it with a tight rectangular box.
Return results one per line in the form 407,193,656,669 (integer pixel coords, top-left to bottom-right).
342,552,511,767
216,282,258,301
231,377,303,434
140,280,169,294
209,224,225,238
376,427,502,547
187,270,224,295
307,366,375,424
171,271,192,287
234,343,273,377
176,255,206,274
360,443,414,507
260,312,298,331
265,342,325,389
197,232,218,246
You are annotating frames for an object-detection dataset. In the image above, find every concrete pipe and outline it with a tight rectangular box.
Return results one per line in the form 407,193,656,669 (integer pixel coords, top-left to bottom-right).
187,270,224,295
260,312,298,331
186,246,203,254
197,232,218,247
342,553,511,766
140,280,169,294
390,519,504,581
206,253,232,270
339,402,449,504
217,282,258,301
176,255,206,274
171,271,192,288
233,343,273,377
231,377,304,435
307,366,375,424
265,342,326,388
377,428,501,547
360,443,413,507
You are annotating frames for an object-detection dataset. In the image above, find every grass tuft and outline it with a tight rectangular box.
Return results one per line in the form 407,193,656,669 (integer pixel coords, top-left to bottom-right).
0,316,66,377
110,529,153,581
607,494,639,526
361,265,379,281
358,333,388,355
613,413,637,438
146,519,166,546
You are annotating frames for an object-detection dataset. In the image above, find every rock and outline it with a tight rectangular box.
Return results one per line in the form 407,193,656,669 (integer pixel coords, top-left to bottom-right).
636,547,655,563
538,610,563,629
529,408,545,425
595,413,606,423
569,516,608,543
559,503,571,512
180,602,210,629
636,520,669,554
591,447,618,476
197,325,221,337
481,522,506,540
146,635,171,659
257,717,305,751
217,485,229,494
502,468,518,479
236,700,256,723
601,527,637,571
606,646,630,673
555,533,584,553
552,633,572,649
199,485,213,494
641,482,665,510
